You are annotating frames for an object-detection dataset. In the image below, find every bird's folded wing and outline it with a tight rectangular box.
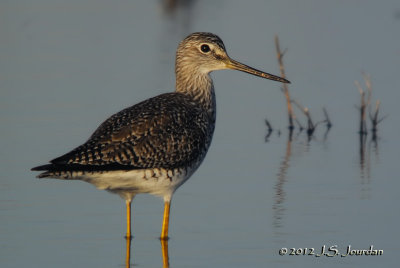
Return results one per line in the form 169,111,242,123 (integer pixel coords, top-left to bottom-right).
49,93,210,170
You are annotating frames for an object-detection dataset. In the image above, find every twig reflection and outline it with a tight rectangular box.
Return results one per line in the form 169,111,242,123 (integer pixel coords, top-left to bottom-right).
358,134,372,200
272,131,292,228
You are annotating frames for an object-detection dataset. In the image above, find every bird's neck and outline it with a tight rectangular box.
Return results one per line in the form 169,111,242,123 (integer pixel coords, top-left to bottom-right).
175,70,216,119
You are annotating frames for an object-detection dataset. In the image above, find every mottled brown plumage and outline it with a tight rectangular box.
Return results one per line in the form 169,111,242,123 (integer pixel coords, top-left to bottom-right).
31,32,289,239
44,93,211,171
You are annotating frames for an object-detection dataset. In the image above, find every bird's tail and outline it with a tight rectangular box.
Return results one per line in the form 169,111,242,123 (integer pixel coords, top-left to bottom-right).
31,163,139,178
31,164,63,178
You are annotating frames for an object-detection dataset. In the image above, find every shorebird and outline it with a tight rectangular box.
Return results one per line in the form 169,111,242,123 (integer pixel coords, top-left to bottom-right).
32,32,289,240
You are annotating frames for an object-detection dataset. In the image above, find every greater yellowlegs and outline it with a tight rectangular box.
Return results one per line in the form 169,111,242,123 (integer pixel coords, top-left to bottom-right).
32,32,289,239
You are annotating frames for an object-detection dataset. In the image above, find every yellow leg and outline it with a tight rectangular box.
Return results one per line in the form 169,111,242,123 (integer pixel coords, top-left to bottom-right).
160,238,169,268
160,201,171,240
126,200,132,239
125,234,132,268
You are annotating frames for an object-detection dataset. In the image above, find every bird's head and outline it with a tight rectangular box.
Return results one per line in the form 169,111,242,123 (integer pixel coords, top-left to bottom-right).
176,32,290,83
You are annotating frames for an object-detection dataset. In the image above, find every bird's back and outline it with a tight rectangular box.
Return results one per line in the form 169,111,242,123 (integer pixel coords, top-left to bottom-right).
33,92,215,178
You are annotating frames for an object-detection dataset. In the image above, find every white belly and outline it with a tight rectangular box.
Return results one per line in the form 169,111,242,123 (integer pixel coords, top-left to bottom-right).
57,167,195,202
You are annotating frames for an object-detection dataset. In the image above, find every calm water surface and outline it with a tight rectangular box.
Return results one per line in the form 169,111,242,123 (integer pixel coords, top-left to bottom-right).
1,1,399,267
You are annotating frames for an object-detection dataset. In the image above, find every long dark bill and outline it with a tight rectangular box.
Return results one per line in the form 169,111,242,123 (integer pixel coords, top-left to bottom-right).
227,58,290,84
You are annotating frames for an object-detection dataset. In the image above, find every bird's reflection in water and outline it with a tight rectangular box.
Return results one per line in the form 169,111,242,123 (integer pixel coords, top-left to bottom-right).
49,177,171,267
161,239,170,268
96,182,170,267
125,237,132,267
123,236,170,268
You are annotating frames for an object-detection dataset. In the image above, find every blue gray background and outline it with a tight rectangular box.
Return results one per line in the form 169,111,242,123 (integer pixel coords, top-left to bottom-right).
1,1,399,267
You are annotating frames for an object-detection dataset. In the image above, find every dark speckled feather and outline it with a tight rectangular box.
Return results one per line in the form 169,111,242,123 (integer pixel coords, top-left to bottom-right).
31,32,288,240
46,93,213,170
32,32,287,181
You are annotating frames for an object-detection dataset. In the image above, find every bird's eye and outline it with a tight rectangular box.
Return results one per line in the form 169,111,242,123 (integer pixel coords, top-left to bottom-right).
200,44,210,53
